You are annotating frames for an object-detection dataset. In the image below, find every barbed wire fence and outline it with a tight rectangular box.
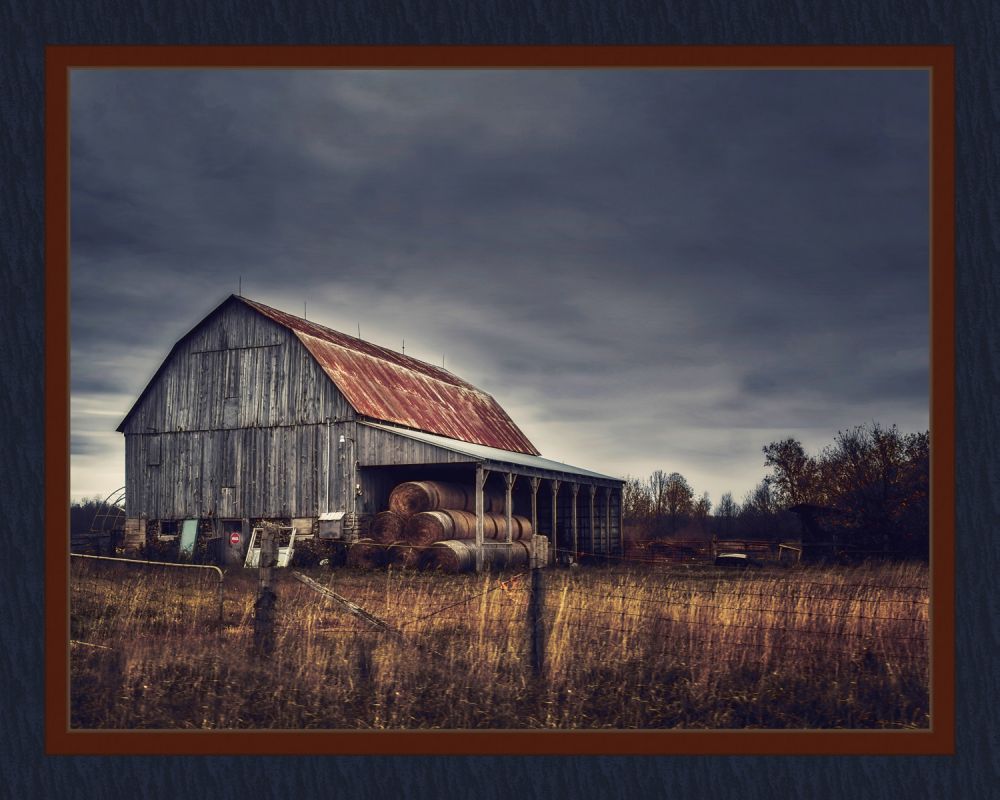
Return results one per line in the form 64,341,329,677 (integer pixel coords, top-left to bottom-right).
70,541,931,683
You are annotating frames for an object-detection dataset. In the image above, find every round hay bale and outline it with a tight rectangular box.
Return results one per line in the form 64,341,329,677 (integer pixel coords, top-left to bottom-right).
388,481,507,517
441,508,477,539
389,481,471,517
345,538,387,569
386,540,425,569
485,491,506,514
404,511,453,546
424,540,477,573
484,513,533,541
485,540,531,570
482,512,501,539
405,509,477,545
370,511,406,544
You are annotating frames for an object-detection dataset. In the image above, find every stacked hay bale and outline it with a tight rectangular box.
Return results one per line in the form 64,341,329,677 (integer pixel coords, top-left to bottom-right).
385,541,424,569
405,509,533,546
388,480,506,517
344,479,535,572
370,511,406,544
423,539,532,574
344,538,388,569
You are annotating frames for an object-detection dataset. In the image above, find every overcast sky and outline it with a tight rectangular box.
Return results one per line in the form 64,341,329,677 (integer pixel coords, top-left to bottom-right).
69,68,930,506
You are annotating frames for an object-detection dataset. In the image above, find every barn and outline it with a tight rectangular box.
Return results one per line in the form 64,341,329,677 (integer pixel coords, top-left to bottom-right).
117,295,624,569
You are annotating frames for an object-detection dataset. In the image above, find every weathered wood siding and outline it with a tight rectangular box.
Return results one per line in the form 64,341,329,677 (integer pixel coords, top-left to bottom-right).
122,302,352,435
126,424,344,519
123,302,354,519
355,424,475,468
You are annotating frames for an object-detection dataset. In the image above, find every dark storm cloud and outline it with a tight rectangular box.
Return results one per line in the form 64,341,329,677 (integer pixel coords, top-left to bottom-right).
70,68,929,500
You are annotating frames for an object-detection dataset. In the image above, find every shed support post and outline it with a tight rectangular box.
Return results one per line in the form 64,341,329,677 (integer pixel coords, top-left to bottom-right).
475,465,488,573
504,472,516,544
604,487,612,558
618,487,625,557
570,484,579,563
550,480,560,564
588,485,597,562
529,475,540,539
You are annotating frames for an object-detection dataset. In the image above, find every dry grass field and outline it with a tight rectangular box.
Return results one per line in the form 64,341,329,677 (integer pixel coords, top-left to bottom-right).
70,557,929,729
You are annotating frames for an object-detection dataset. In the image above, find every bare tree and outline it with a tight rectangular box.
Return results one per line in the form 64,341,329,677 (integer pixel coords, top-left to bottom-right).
622,475,652,521
692,491,711,536
714,491,739,537
647,469,669,519
663,472,694,535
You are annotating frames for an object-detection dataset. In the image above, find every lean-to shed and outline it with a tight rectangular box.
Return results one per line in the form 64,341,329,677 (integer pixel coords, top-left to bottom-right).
117,295,624,566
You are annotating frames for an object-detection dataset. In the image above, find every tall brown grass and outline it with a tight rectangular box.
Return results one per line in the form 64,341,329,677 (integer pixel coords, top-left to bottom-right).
70,558,929,729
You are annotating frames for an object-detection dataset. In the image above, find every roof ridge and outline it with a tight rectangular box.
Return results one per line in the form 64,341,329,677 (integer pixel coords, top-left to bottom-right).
235,295,473,389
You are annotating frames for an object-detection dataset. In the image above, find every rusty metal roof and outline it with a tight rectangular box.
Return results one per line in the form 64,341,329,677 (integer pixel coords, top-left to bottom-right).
238,297,540,455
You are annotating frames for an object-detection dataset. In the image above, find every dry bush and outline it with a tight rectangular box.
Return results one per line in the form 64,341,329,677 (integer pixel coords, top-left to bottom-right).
70,557,929,730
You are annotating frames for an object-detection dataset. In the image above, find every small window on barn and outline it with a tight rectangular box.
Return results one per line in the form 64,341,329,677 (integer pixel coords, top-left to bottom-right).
147,435,161,466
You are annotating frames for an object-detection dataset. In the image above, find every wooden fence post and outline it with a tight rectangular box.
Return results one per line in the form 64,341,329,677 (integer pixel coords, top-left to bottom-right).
254,523,277,656
529,544,546,679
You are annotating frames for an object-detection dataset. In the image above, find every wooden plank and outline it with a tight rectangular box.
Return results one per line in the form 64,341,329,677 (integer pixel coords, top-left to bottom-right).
123,517,146,554
291,572,400,636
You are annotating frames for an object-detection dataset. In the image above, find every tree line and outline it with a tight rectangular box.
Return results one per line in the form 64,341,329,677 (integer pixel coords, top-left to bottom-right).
623,422,929,559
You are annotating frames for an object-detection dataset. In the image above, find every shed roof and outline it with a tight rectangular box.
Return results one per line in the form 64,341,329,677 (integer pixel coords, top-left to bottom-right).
361,421,622,484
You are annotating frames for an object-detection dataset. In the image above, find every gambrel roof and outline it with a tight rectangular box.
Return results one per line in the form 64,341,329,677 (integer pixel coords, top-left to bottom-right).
118,295,540,456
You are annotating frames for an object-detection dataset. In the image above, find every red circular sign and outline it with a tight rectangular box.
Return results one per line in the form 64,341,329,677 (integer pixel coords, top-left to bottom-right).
229,532,241,545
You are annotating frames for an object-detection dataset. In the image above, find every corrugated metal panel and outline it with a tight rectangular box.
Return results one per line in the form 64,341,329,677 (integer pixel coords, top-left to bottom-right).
240,297,540,456
359,421,622,483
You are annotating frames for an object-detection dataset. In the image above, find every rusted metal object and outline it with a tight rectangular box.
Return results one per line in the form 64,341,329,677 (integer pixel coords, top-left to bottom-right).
242,298,540,455
345,538,388,569
370,511,406,543
70,553,225,624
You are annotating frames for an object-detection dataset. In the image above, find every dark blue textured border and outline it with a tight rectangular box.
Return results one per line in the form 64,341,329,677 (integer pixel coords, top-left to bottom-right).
4,3,995,798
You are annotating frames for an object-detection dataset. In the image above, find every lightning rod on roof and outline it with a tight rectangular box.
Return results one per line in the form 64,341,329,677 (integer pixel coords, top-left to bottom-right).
402,337,405,355
238,276,242,296
304,301,307,320
357,323,362,340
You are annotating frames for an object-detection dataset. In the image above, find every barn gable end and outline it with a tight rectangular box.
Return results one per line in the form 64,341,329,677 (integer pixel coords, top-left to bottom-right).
119,297,355,520
119,297,353,435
